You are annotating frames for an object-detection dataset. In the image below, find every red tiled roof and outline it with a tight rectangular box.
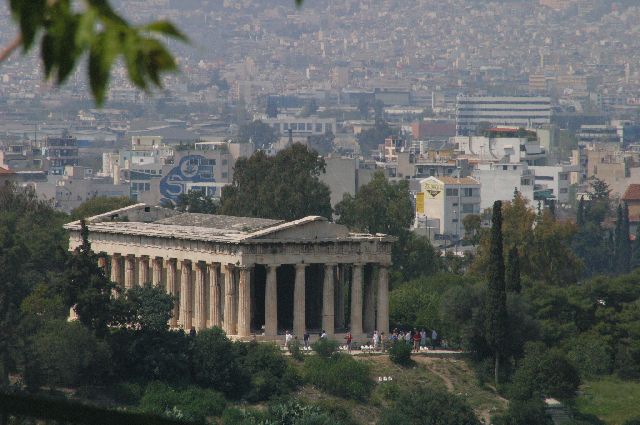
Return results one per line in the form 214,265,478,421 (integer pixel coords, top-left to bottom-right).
0,167,15,175
622,184,640,201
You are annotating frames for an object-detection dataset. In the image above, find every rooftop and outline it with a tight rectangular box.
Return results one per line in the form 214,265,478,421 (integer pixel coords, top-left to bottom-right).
623,184,640,202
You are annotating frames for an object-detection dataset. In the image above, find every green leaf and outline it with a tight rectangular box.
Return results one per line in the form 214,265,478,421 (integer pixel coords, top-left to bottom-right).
75,8,98,49
88,31,119,106
9,0,47,50
142,20,188,42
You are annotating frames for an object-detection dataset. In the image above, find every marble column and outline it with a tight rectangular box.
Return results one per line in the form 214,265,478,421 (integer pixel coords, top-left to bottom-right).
363,266,376,333
152,257,163,287
110,254,122,285
293,263,307,338
166,258,178,328
194,262,206,332
237,265,252,337
376,264,390,334
223,264,236,335
208,263,221,328
335,265,345,330
180,260,192,330
124,255,135,289
350,263,363,335
322,263,335,335
138,256,150,286
264,264,278,337
98,256,107,270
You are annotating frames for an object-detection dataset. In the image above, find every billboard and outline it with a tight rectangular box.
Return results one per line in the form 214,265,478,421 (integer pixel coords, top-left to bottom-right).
416,192,425,215
422,180,444,199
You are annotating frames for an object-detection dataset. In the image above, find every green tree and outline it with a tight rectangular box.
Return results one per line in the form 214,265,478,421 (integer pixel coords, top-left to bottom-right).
70,196,134,220
220,144,332,221
485,200,507,387
174,190,218,214
335,171,413,237
632,224,640,269
492,400,552,425
237,120,279,149
462,213,482,246
355,120,395,156
114,286,174,332
2,0,186,104
306,131,335,155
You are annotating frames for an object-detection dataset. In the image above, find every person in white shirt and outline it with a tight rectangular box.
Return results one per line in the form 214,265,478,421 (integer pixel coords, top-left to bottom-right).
320,329,327,339
285,330,293,348
372,330,379,350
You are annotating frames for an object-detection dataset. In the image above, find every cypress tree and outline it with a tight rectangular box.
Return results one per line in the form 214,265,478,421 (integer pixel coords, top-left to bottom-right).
577,196,585,227
622,202,631,274
506,246,521,293
633,224,640,270
485,200,507,387
615,204,623,273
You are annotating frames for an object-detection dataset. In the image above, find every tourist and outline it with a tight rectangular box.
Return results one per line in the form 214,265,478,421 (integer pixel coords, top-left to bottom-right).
380,332,386,352
345,331,353,354
431,329,438,349
420,328,427,348
320,329,327,339
303,330,310,348
189,327,197,337
412,328,421,352
372,330,379,350
285,330,292,348
404,330,411,345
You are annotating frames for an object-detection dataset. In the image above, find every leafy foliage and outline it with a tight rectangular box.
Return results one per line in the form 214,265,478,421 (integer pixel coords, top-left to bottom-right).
70,196,134,221
174,190,218,214
492,400,553,425
388,341,412,366
311,338,339,359
379,386,481,425
220,144,332,221
237,120,279,149
7,0,186,104
355,120,395,155
139,381,226,422
303,353,373,401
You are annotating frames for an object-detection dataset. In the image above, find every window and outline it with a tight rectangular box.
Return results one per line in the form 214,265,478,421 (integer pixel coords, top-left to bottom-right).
446,188,458,197
306,123,313,131
463,188,474,197
503,165,508,170
560,188,568,194
222,159,228,165
560,173,568,181
222,172,228,179
462,203,475,213
452,218,458,223
315,123,323,132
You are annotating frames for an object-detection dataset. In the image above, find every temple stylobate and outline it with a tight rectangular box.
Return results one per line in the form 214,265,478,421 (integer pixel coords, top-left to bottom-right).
64,204,395,341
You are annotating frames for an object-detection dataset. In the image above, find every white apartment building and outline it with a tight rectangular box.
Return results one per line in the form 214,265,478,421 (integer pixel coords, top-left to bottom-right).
417,176,481,243
456,96,552,136
530,165,579,205
475,163,535,209
453,131,547,165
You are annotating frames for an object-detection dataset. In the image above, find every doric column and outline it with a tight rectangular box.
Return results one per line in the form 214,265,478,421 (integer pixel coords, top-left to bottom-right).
98,256,107,270
322,263,336,335
237,265,252,337
110,254,122,285
194,262,206,331
335,265,345,330
350,263,364,335
223,264,236,335
208,263,221,328
377,264,390,334
265,264,278,337
152,257,163,287
138,256,150,286
124,255,135,289
180,260,192,330
293,263,307,338
363,266,376,333
166,258,178,328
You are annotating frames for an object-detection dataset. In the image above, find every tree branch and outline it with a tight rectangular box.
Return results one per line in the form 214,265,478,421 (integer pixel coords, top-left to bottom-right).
0,34,22,63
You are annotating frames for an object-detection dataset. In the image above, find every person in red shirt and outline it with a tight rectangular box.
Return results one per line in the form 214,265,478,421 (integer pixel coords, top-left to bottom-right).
412,328,421,352
345,331,353,354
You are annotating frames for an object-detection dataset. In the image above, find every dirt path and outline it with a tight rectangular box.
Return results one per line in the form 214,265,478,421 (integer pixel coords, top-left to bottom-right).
412,356,455,391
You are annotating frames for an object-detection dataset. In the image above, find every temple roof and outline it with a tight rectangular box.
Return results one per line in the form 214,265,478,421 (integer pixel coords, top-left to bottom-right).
64,203,394,244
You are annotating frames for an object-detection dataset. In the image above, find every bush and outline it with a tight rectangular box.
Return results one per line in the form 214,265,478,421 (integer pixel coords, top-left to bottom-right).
388,341,412,366
492,400,552,425
238,341,300,402
289,339,305,361
563,333,613,378
26,320,112,388
109,382,144,405
220,407,266,425
191,327,247,398
139,382,226,422
303,353,373,401
379,386,480,425
311,339,339,358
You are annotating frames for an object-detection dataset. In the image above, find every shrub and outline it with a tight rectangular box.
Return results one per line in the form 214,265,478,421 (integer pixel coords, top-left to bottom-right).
139,382,226,422
109,382,144,405
492,400,552,425
303,353,373,401
388,341,412,366
623,418,640,425
311,339,339,358
289,339,305,361
239,341,300,402
563,333,613,378
379,386,480,425
191,327,247,398
26,320,111,388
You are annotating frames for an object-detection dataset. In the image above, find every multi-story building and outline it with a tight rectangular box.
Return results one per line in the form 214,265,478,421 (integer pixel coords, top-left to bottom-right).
417,176,481,243
475,163,535,209
54,166,129,213
530,164,578,205
455,96,552,136
453,128,547,165
577,125,620,147
43,134,79,175
262,116,336,137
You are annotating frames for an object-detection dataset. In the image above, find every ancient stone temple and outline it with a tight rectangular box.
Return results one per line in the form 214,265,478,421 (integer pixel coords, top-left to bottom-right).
64,204,395,341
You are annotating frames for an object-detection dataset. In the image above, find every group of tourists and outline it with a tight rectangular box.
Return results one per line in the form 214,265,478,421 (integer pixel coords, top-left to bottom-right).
388,328,439,352
283,329,328,348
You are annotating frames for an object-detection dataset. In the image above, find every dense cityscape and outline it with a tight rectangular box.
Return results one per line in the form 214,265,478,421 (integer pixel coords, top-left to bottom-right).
2,1,640,424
